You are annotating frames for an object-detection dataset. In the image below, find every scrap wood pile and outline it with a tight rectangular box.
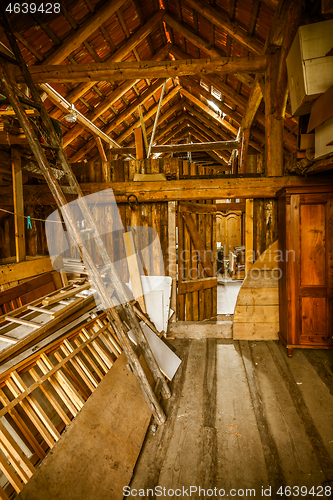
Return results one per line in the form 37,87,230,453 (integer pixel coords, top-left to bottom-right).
0,265,180,498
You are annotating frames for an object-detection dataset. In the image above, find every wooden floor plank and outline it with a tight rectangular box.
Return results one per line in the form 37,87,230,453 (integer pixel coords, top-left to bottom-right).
251,341,325,489
215,342,269,491
129,340,190,491
268,343,333,482
157,340,207,490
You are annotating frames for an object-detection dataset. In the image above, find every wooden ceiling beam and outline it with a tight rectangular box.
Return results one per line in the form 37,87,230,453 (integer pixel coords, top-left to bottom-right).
141,99,185,141
43,0,127,65
154,113,188,142
112,139,239,154
184,0,264,55
180,75,243,125
104,79,166,134
16,56,267,83
62,46,171,148
158,120,191,145
180,88,238,136
165,17,254,88
184,102,233,141
185,115,224,143
40,84,121,149
64,10,167,103
4,177,330,204
169,45,252,112
116,85,181,143
185,129,230,167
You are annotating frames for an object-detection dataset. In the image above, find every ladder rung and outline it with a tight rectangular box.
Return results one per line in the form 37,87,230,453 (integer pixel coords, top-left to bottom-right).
61,186,79,195
5,317,41,329
0,334,18,344
27,306,54,315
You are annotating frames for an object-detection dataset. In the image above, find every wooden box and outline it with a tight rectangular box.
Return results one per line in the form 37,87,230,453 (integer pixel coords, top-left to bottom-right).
286,20,333,116
277,185,333,356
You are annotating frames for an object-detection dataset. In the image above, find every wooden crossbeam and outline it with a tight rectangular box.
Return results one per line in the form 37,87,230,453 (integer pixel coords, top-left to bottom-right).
64,10,167,103
111,140,239,154
2,177,331,205
15,56,267,83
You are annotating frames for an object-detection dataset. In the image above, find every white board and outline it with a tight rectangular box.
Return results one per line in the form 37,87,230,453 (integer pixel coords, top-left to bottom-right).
128,321,181,380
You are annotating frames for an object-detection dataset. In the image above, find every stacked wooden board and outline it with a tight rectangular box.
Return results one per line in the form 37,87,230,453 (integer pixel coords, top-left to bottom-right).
233,240,279,340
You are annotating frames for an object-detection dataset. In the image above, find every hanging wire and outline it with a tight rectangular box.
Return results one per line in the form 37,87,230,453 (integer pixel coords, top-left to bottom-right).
0,207,63,223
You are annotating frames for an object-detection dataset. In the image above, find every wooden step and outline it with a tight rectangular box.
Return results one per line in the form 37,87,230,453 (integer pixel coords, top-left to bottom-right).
167,320,233,339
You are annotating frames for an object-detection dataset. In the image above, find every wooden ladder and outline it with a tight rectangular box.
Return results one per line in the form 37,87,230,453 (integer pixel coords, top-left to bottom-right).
0,7,170,425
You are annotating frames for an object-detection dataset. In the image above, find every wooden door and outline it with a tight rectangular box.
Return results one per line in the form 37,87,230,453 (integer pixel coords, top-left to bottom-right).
177,201,217,321
216,211,242,254
296,193,333,346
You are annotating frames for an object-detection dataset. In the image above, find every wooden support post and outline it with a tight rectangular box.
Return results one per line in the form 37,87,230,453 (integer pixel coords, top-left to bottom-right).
95,136,107,162
238,129,250,174
11,148,26,262
266,47,284,176
167,201,177,321
245,198,254,275
123,231,147,314
134,128,145,160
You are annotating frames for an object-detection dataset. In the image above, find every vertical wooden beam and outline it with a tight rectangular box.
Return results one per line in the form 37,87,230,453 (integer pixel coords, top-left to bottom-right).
123,231,147,314
95,136,107,162
265,47,284,176
274,0,303,120
238,128,251,173
11,148,26,262
245,198,254,274
134,128,145,160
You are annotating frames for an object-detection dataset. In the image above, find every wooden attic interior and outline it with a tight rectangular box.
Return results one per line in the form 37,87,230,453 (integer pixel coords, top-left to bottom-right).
0,0,332,498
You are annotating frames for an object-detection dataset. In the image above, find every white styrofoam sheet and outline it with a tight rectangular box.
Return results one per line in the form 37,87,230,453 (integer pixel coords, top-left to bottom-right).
128,321,181,380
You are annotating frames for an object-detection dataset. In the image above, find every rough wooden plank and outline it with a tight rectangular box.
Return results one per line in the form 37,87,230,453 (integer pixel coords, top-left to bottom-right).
21,56,268,83
178,277,217,294
239,341,286,492
268,342,333,480
245,199,254,274
17,353,153,500
168,321,232,339
233,322,279,340
0,257,54,286
182,213,214,277
156,340,207,490
4,176,332,205
234,305,279,323
252,341,326,488
215,343,269,491
11,149,26,263
236,287,278,306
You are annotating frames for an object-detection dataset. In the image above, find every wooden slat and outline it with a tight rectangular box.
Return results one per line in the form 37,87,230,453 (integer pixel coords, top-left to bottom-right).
0,389,46,460
42,283,90,305
0,451,22,493
36,359,79,418
11,149,26,262
0,421,34,481
4,317,41,329
179,201,217,214
178,277,217,294
181,213,214,277
10,371,61,441
29,367,71,425
245,199,254,274
0,257,53,286
5,378,56,449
